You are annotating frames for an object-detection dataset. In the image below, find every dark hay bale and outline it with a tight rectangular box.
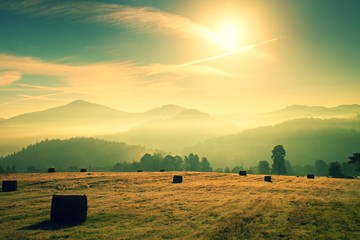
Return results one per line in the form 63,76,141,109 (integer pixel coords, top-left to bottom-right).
80,168,87,172
264,176,272,182
172,175,183,183
51,195,87,224
307,174,315,179
2,180,17,192
239,170,247,176
48,168,55,173
160,169,165,172
137,170,143,172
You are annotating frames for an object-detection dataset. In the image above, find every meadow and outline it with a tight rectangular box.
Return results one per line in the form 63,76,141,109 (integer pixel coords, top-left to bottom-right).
0,172,359,240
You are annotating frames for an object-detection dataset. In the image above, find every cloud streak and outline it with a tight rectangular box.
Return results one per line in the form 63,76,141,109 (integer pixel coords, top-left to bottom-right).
0,0,214,41
0,52,235,107
147,37,282,77
0,71,22,86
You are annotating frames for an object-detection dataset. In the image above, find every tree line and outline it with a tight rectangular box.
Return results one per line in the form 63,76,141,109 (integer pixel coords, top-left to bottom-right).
253,145,360,178
0,153,213,173
0,140,359,177
112,153,213,172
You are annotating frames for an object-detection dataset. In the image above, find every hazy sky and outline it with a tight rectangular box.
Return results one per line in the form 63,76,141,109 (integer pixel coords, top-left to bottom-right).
0,0,359,118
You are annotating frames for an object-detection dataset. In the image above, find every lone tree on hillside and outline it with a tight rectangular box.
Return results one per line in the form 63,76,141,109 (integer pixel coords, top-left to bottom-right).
271,145,287,175
348,152,360,172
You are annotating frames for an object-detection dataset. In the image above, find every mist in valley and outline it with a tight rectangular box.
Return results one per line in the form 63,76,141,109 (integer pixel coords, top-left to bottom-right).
1,100,359,176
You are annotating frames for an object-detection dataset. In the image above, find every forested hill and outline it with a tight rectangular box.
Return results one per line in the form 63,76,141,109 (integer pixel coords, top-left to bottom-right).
187,117,360,168
0,137,152,172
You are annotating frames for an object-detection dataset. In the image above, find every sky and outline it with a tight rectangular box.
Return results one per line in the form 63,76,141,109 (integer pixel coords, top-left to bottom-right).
0,0,359,118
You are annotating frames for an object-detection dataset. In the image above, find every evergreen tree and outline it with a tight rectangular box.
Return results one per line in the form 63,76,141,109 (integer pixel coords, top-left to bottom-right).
303,164,316,175
199,157,213,172
161,155,183,171
257,160,270,174
26,165,39,173
184,153,200,171
285,160,294,175
112,162,124,172
348,152,360,172
271,145,287,175
315,160,328,176
139,153,153,171
231,166,241,173
328,161,344,178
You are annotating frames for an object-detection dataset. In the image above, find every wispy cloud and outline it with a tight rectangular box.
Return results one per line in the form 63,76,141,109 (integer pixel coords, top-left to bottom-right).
0,71,22,86
0,0,214,40
0,54,232,90
0,53,140,88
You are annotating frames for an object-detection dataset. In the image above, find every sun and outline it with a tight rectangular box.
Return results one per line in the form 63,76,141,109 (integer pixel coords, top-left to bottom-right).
212,22,242,51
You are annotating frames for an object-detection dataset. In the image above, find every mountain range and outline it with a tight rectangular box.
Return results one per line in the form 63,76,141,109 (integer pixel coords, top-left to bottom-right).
101,108,236,152
186,117,360,168
1,100,360,168
0,100,235,155
224,104,360,128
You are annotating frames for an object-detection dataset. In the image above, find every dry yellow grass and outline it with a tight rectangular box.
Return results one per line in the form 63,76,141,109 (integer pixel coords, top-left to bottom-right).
0,172,359,239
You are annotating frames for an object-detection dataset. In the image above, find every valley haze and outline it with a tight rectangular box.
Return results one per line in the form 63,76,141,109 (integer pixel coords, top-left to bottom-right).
0,100,359,171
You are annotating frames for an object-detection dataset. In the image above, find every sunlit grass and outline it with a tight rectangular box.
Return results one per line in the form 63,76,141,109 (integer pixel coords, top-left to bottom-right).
0,172,359,239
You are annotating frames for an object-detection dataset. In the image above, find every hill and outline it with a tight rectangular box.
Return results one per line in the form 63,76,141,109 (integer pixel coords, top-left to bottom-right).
186,117,360,168
1,100,360,159
263,104,360,123
223,104,360,129
5,100,130,123
1,172,359,239
143,104,186,119
0,101,191,156
1,100,140,134
101,109,236,152
0,137,152,172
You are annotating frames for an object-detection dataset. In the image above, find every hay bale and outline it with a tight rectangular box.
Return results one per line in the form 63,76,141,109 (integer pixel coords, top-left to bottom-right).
307,174,315,179
80,168,87,172
239,170,247,176
160,169,165,172
264,176,272,182
51,194,87,223
137,170,143,172
172,175,182,183
48,168,55,173
2,180,17,192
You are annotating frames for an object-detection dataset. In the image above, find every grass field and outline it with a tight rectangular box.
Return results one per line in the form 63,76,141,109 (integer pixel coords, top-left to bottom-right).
0,172,359,239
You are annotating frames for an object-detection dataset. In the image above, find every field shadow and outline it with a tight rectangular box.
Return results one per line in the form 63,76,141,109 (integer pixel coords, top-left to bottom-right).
22,220,84,230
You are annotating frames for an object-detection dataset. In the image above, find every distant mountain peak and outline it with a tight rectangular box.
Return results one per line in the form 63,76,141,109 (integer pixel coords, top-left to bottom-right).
67,99,89,105
162,104,184,109
145,104,186,118
173,109,211,120
63,99,107,108
5,99,129,123
282,104,326,111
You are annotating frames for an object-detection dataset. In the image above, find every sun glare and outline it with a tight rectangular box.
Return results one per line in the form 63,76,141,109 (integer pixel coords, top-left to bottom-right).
213,22,242,51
